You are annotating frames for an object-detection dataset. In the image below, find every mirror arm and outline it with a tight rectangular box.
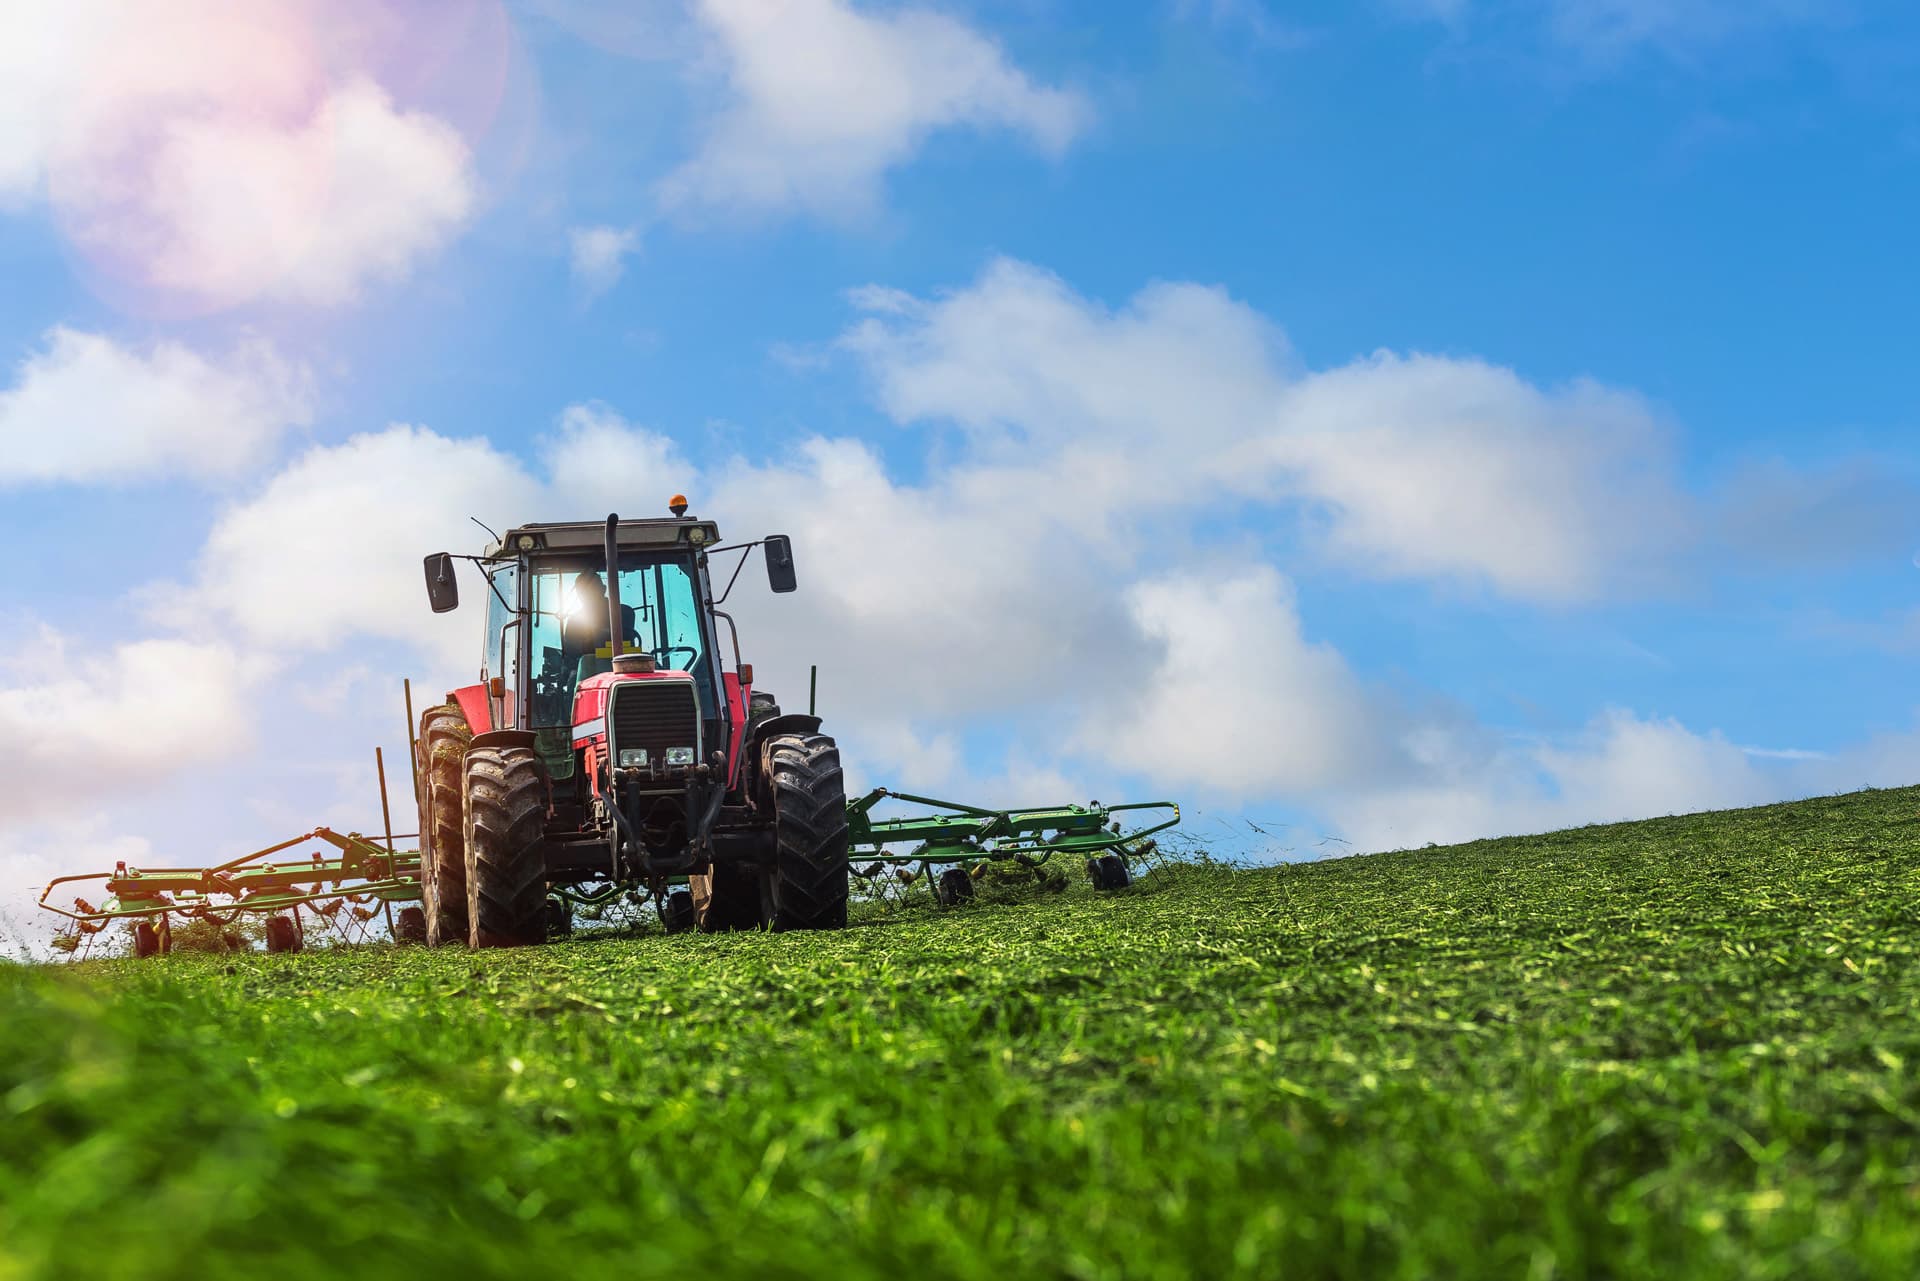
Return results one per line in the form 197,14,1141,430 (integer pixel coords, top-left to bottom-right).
480,565,512,613
711,544,758,606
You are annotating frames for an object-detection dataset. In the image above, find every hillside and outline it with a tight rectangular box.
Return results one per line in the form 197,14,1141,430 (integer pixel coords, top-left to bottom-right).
3,787,1918,1280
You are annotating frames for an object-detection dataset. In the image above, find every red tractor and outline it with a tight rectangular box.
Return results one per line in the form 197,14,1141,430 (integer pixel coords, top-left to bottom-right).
416,501,844,947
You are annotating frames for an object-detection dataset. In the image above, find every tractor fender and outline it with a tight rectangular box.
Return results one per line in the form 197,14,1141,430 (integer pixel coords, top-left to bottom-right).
744,713,822,765
449,683,494,735
469,729,538,752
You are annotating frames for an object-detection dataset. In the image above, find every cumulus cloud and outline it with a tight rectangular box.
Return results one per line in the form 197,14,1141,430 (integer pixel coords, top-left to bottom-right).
0,0,479,307
1078,568,1397,793
1268,353,1687,599
0,627,259,825
569,224,641,295
159,409,695,677
843,257,1687,602
0,327,313,485
1324,707,1920,853
661,0,1090,219
0,817,156,957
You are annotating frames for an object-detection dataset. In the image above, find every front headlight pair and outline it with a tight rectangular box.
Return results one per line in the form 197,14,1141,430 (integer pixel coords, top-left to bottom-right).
617,746,696,768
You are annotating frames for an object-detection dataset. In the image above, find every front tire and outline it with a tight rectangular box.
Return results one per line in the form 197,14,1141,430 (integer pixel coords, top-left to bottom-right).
758,733,850,931
414,705,472,946
463,745,550,948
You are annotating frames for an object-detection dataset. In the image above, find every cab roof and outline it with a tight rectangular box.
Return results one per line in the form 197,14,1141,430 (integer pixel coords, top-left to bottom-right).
483,516,720,560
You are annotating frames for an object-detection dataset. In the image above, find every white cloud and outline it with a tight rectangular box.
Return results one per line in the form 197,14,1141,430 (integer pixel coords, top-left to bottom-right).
0,816,156,959
569,224,641,295
162,409,696,677
163,425,534,674
0,327,313,485
712,434,1150,725
0,627,259,825
1321,706,1920,853
0,1,477,307
661,0,1091,219
843,257,1686,601
1079,568,1396,793
1268,352,1687,600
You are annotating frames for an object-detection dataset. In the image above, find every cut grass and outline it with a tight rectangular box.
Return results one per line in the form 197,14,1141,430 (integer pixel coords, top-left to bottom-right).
3,786,1918,1279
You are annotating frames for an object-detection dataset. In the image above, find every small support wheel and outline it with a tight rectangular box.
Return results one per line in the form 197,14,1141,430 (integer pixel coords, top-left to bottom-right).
935,867,976,907
544,897,574,940
394,906,428,944
1086,854,1132,891
132,920,166,959
691,861,765,932
661,889,696,934
265,915,303,954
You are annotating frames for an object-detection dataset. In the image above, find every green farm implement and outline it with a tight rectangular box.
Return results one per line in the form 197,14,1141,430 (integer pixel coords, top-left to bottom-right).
41,498,1178,956
41,789,1177,958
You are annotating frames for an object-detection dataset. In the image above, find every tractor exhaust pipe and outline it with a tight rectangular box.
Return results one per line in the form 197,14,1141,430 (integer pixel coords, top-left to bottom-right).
603,513,622,658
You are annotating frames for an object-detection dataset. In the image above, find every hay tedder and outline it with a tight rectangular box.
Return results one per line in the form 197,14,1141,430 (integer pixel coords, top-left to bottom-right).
41,501,1178,956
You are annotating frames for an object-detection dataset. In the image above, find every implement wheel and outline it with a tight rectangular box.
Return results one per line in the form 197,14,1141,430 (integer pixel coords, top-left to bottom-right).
414,704,472,946
463,744,550,948
757,733,850,931
394,906,427,944
691,861,764,932
935,866,975,907
661,889,696,934
1087,854,1131,891
265,915,302,954
132,921,166,959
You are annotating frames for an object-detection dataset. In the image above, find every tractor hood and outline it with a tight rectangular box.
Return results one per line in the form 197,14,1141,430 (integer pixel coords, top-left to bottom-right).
570,668,697,750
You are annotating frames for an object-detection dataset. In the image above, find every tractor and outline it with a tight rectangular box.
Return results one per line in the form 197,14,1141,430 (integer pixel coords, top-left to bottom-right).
416,500,842,947
37,497,1179,957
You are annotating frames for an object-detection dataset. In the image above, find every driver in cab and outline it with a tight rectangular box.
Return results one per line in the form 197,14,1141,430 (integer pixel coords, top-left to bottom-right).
562,571,639,656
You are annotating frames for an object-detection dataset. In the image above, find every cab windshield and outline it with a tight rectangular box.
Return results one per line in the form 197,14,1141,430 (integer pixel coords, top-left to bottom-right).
526,554,712,728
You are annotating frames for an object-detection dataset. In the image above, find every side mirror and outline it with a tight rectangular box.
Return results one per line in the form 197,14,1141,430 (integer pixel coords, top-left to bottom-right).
764,534,797,594
424,552,459,613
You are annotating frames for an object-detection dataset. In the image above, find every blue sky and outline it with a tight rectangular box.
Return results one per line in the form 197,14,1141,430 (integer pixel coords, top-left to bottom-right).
2,0,1917,923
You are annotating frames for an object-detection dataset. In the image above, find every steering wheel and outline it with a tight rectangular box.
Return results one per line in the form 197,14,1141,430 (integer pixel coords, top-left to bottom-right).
656,645,699,672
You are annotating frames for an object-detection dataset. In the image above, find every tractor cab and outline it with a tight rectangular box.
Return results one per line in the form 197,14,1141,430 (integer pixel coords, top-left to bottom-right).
424,505,795,788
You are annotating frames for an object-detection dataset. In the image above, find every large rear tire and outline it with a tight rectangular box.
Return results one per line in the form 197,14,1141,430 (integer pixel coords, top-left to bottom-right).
758,733,850,931
463,745,550,948
414,705,472,946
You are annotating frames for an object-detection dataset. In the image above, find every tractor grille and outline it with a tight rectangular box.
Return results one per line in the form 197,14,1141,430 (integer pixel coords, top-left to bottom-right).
609,681,700,767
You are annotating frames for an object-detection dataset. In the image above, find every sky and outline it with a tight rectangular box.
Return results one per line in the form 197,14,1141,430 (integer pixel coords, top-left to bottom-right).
2,0,1918,934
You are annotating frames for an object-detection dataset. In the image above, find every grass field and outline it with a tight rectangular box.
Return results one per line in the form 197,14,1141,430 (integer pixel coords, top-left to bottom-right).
4,786,1919,1280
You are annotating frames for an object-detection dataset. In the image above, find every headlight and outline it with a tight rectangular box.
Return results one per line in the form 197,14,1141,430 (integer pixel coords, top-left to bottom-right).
618,748,648,767
665,746,695,766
